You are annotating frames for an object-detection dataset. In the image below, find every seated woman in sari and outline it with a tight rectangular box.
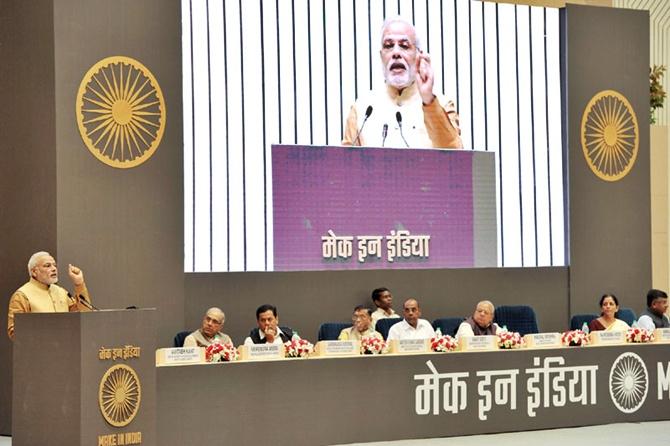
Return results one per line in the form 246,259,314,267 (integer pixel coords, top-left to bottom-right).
588,293,630,332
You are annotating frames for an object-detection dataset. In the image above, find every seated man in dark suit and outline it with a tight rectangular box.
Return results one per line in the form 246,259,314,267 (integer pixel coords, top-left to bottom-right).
455,300,500,338
244,304,295,345
638,289,670,331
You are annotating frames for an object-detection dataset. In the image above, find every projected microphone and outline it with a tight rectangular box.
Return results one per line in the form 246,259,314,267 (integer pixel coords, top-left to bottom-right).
395,111,410,148
381,124,388,147
353,105,373,146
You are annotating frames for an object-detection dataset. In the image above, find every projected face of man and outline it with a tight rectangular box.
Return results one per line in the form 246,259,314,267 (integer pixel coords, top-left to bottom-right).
380,20,418,90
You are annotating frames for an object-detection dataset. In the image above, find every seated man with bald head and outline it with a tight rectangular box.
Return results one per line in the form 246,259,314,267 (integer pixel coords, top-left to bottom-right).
183,307,232,347
386,298,436,340
456,300,500,338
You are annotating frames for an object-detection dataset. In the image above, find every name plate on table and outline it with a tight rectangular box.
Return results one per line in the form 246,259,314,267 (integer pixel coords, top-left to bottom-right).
314,340,361,357
238,344,285,361
589,330,626,345
458,335,498,352
155,347,204,365
524,333,562,349
390,339,430,354
654,328,670,342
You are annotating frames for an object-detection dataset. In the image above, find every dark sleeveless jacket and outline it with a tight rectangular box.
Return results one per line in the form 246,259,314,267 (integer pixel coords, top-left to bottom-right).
641,309,670,328
464,316,497,336
248,326,294,344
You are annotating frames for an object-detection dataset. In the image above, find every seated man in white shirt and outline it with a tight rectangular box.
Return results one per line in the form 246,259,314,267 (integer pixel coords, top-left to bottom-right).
183,307,233,347
637,289,670,331
370,287,401,328
338,305,384,341
386,298,435,340
456,300,500,338
244,304,295,345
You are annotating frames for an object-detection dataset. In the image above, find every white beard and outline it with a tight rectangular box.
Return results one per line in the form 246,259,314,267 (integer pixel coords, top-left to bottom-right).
383,60,416,90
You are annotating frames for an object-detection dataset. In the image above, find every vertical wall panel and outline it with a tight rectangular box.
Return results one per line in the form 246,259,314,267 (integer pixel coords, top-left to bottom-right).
531,6,551,266
209,0,229,271
546,7,565,266
517,6,538,266
192,0,213,272
498,3,522,267
183,0,195,270
241,1,266,271
224,0,245,271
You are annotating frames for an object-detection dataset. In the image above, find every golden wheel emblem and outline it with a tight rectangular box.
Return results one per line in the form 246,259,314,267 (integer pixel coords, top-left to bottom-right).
76,56,166,168
581,89,638,182
98,364,141,427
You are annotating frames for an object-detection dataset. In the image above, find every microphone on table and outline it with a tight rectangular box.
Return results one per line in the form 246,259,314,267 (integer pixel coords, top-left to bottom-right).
353,105,373,146
381,124,388,147
395,111,410,148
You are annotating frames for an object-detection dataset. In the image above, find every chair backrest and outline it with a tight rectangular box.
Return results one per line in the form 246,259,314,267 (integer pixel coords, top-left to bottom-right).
317,322,352,341
173,330,191,347
432,317,464,337
570,314,597,331
494,305,539,335
375,318,403,340
617,307,637,326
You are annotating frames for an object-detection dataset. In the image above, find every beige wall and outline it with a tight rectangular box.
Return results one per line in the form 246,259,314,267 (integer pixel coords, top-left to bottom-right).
486,0,612,8
651,126,670,292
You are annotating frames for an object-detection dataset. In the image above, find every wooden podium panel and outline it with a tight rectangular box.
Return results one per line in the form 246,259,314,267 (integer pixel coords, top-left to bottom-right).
13,309,156,446
271,145,497,271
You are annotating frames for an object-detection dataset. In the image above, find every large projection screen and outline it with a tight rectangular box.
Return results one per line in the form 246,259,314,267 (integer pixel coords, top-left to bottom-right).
182,0,565,272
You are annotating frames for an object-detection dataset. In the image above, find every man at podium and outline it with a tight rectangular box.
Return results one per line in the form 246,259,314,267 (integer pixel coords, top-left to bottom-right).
342,16,462,149
7,251,92,340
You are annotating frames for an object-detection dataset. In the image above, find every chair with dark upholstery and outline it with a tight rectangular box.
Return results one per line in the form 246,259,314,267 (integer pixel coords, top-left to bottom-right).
317,322,352,341
432,317,465,337
173,330,191,347
570,314,597,331
375,318,404,340
617,307,637,326
494,305,539,336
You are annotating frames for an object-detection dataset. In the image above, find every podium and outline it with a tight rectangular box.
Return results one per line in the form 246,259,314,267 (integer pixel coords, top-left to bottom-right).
271,144,497,271
12,309,156,446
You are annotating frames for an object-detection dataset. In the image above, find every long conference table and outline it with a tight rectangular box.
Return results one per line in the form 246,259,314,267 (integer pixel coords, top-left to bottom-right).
156,342,670,445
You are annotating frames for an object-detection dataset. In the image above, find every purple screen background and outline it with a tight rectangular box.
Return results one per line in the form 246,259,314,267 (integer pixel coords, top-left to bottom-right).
272,145,474,270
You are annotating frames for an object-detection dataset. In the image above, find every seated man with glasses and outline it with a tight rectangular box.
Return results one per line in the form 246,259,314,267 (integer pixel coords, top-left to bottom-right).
342,16,462,149
338,305,383,341
183,307,232,347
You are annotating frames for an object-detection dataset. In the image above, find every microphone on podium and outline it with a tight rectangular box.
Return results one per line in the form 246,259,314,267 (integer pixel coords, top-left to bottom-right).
353,105,373,146
395,111,410,148
381,123,388,147
67,292,99,311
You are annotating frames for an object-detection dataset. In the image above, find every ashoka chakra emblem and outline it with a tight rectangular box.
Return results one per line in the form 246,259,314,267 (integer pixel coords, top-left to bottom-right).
581,89,638,182
76,56,166,168
609,352,648,413
98,364,142,427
